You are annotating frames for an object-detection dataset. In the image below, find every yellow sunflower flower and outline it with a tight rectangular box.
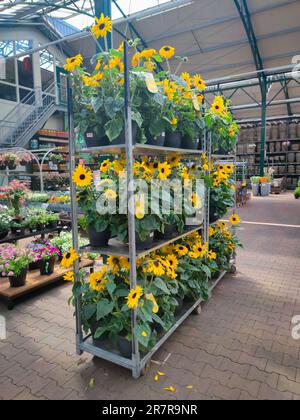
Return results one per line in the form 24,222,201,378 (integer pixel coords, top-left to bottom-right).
104,189,117,200
168,154,181,168
158,162,172,180
229,213,240,225
72,164,92,188
63,271,74,282
61,249,78,268
91,13,112,38
126,285,143,309
193,74,206,91
64,54,83,72
207,251,217,260
146,260,165,277
174,244,188,257
107,256,130,274
144,59,155,72
140,48,157,59
181,72,191,89
165,254,179,271
159,45,175,59
89,267,107,292
132,52,140,67
100,159,112,173
145,293,159,314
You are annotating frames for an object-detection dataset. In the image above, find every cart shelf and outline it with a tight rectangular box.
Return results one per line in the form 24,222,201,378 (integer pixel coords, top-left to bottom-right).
80,225,204,259
78,143,205,157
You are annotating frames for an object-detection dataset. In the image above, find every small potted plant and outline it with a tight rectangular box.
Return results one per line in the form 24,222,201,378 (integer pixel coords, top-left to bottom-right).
0,155,6,170
46,212,60,229
294,181,300,199
34,242,60,276
0,244,33,287
0,213,12,240
4,153,19,170
19,152,32,166
10,219,27,237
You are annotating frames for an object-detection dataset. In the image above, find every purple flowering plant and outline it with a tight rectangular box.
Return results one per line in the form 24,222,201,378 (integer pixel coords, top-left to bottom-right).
0,243,33,277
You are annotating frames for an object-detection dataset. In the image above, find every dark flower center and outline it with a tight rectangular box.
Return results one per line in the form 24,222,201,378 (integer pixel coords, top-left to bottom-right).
99,23,106,30
113,258,119,264
153,163,158,169
164,47,170,51
66,253,71,259
132,292,137,299
79,174,86,180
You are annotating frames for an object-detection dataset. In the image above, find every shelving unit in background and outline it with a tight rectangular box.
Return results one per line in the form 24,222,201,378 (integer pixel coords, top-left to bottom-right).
237,121,300,189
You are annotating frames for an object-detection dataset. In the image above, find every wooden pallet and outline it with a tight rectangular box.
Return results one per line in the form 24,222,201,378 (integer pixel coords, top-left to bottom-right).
0,259,93,310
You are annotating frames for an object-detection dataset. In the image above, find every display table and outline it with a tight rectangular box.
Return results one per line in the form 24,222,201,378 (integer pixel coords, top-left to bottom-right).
0,259,93,310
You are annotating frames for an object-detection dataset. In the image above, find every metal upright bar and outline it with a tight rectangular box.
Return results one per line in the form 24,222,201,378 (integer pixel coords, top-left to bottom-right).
67,77,83,355
123,42,140,378
260,80,267,176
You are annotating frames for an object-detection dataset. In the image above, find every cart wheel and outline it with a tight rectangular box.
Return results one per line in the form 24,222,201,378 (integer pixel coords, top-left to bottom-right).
192,304,202,315
229,265,237,275
140,361,151,376
7,300,14,310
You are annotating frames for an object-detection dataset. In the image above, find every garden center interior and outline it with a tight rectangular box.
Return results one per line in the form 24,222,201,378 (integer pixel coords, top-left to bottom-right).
0,0,299,401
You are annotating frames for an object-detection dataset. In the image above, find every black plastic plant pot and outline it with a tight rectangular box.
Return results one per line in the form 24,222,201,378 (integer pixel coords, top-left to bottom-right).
11,227,25,237
87,226,110,247
84,130,109,148
135,233,154,250
0,164,7,171
37,223,46,232
90,322,107,348
118,336,132,359
9,268,27,288
20,160,27,166
212,270,221,280
29,261,41,271
181,135,199,150
110,122,138,145
7,162,17,170
165,131,182,148
154,224,177,240
47,221,58,229
146,133,165,147
0,230,9,240
29,227,38,234
40,258,56,276
209,206,219,224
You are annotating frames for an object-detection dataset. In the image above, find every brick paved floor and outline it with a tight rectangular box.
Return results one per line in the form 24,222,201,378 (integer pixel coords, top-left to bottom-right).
0,193,299,400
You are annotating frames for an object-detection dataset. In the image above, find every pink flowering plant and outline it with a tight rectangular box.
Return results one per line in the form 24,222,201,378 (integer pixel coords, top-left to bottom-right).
0,243,33,278
34,242,60,262
0,180,30,217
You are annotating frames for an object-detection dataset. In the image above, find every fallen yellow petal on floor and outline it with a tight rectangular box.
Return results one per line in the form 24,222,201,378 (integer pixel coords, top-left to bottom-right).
186,385,193,389
163,386,175,392
154,375,159,382
88,378,95,388
157,371,166,376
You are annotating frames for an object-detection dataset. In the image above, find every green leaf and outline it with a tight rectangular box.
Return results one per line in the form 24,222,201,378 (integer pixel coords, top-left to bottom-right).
106,279,116,296
96,299,114,321
134,324,150,347
83,303,97,321
131,110,143,128
94,326,107,339
154,278,170,295
105,116,124,142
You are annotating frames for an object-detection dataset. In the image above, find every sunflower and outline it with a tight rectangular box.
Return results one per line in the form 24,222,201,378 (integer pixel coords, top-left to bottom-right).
145,293,159,314
211,97,225,115
193,74,206,91
104,189,117,200
61,248,78,268
144,60,155,72
168,154,181,168
166,266,177,280
63,271,74,282
174,244,188,257
209,226,215,237
158,162,171,180
166,254,179,270
91,13,112,38
190,193,202,209
64,54,83,72
89,267,107,292
72,164,92,188
126,285,143,309
107,256,130,274
159,45,175,59
132,52,140,67
170,117,178,126
100,159,112,173
181,72,191,89
192,243,207,258
140,48,157,59
207,251,217,260
150,160,159,173
229,213,240,225
146,260,165,277
82,75,100,88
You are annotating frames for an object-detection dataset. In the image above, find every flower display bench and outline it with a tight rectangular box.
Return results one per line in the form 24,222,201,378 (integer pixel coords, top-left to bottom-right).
0,259,93,310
